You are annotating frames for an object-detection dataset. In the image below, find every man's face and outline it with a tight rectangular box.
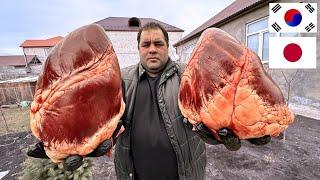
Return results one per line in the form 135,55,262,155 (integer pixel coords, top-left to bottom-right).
138,28,169,76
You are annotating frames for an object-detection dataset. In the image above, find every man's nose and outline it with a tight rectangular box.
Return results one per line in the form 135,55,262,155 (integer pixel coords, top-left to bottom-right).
148,44,157,54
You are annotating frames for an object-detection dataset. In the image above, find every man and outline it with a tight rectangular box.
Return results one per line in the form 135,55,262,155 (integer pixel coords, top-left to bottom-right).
28,22,218,178
114,22,207,180
114,22,270,180
27,22,269,179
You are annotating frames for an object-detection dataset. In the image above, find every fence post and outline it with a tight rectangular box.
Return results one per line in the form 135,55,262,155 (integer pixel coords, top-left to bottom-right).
0,108,9,132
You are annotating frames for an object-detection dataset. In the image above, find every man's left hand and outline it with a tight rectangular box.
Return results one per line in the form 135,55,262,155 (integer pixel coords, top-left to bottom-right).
184,119,241,151
247,135,271,146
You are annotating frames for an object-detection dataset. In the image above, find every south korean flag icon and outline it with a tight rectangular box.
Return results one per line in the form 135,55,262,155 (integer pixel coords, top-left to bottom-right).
269,37,316,69
269,3,317,33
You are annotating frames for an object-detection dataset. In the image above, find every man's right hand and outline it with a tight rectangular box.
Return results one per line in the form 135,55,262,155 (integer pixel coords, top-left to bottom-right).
194,123,241,151
247,135,271,146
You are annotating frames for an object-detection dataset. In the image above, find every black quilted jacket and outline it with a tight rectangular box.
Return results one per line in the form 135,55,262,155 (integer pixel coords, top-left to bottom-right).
114,59,206,180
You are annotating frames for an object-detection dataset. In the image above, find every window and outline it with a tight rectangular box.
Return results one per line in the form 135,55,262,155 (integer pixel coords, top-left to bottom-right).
182,44,196,62
246,17,269,62
128,17,141,27
30,57,42,65
246,18,300,63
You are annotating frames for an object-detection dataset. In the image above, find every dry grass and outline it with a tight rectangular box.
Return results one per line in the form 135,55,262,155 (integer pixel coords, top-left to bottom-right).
0,107,30,135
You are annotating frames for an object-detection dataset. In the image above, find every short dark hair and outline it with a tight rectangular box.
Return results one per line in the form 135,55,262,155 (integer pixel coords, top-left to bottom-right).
137,22,169,47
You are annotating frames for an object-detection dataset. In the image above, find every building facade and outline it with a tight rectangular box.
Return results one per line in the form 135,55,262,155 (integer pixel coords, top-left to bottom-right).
95,17,184,68
174,0,319,118
20,36,63,62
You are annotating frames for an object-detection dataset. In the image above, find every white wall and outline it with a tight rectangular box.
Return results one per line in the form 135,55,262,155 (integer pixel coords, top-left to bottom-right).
106,31,183,68
23,47,53,62
176,38,199,63
19,31,183,75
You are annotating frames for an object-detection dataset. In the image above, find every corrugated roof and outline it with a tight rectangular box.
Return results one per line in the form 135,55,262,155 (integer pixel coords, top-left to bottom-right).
0,55,38,66
20,36,64,47
95,17,184,32
174,0,276,47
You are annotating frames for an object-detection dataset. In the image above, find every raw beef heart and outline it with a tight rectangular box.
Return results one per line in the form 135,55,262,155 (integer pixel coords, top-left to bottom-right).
30,24,125,162
178,28,294,140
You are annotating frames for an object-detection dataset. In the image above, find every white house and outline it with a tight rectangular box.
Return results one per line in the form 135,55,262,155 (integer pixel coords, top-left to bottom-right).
20,36,64,62
95,17,184,68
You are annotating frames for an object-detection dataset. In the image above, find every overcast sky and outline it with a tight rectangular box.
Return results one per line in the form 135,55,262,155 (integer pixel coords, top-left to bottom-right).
0,0,235,55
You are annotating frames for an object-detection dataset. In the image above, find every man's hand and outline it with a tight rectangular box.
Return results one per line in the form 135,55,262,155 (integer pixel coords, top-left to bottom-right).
86,121,124,157
183,119,241,151
27,121,124,171
217,128,241,151
247,135,271,146
27,141,49,159
189,122,220,145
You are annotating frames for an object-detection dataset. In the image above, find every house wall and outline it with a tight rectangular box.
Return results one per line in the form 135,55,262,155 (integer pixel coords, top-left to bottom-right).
176,38,199,62
23,47,53,61
219,0,320,108
106,31,183,68
21,31,183,70
175,0,319,111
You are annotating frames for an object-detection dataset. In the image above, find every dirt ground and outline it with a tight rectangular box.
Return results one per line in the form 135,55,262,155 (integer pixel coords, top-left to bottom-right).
0,107,30,134
0,107,319,180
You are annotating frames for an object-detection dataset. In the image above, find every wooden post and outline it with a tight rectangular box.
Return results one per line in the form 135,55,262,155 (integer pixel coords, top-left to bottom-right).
22,48,31,73
0,108,9,132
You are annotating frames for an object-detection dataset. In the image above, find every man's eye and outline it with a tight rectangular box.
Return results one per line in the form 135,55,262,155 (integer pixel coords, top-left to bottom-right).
141,43,150,47
155,43,164,47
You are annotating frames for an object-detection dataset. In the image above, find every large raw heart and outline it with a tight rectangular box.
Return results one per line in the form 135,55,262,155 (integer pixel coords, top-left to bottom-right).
30,24,125,163
178,28,294,140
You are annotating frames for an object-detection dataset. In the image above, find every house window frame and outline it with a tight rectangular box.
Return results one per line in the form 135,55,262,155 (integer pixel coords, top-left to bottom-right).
279,32,300,38
245,16,269,64
246,17,301,64
183,43,196,62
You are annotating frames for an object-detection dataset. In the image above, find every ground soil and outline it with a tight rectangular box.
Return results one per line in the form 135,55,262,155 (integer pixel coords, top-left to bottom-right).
0,108,319,180
0,107,30,134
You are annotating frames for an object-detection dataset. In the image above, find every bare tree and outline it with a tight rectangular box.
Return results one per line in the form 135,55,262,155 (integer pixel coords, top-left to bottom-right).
281,70,300,106
280,69,300,142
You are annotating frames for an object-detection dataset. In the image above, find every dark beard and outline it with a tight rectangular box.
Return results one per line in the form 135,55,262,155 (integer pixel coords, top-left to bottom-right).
142,60,168,76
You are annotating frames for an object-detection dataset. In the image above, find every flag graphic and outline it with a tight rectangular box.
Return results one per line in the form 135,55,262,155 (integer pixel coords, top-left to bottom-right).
271,22,281,32
305,3,315,13
305,23,315,32
269,37,316,69
272,3,282,13
269,3,317,33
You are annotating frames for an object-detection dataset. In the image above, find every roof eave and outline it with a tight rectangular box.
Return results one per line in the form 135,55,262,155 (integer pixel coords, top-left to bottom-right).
174,0,275,47
20,45,55,48
103,29,184,32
